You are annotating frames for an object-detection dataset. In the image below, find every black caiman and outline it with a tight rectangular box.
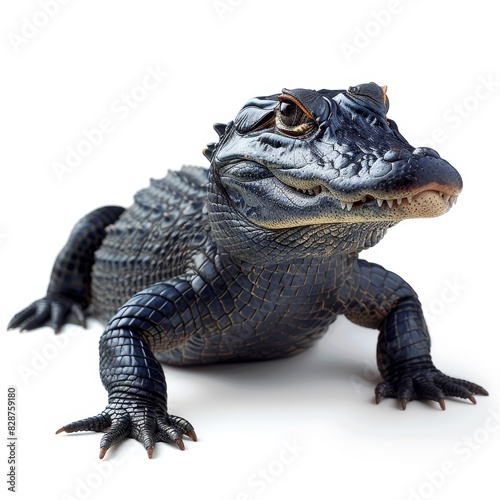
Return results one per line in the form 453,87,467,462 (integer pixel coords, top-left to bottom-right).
9,82,488,459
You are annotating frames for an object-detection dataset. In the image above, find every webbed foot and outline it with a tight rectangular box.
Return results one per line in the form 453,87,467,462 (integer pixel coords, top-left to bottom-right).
56,398,196,459
8,293,86,333
375,367,488,410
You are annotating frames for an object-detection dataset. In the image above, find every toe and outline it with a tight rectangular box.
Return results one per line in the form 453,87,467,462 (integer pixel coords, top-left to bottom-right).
99,417,131,454
8,304,37,330
413,377,445,404
375,380,396,403
57,414,111,434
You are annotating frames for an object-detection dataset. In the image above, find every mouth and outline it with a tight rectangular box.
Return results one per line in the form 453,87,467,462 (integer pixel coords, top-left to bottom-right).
284,180,461,222
219,159,462,228
289,183,459,212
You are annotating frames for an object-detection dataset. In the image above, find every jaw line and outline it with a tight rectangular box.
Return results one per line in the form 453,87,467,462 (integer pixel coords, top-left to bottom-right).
219,160,461,228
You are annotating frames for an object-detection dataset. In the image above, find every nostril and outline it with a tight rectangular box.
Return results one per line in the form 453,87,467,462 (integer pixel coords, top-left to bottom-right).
412,147,441,159
383,149,412,162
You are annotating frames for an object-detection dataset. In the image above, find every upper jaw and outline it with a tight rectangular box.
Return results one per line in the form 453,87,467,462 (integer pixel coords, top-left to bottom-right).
218,145,463,228
274,145,462,202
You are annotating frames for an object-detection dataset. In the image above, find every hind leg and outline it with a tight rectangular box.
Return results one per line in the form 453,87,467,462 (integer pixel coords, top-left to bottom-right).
8,206,124,332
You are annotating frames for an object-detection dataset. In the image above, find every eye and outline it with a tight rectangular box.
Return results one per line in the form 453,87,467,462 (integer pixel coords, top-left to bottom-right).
279,101,303,126
275,97,317,137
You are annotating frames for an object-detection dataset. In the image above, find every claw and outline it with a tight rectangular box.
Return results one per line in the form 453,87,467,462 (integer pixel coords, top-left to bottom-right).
400,399,408,411
55,403,195,456
186,430,197,442
438,399,446,411
468,394,477,405
375,393,382,405
9,295,87,333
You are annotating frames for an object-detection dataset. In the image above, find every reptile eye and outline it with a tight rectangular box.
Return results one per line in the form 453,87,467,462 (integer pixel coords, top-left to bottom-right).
279,101,303,126
276,97,317,137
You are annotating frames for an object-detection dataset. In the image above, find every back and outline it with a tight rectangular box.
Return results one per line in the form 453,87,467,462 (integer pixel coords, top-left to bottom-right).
90,166,211,321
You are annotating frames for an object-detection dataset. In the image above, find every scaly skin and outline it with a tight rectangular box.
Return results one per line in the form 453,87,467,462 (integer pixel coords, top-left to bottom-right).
9,83,488,458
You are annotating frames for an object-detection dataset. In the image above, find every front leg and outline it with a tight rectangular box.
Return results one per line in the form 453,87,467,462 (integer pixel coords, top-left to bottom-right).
343,259,488,409
56,276,202,458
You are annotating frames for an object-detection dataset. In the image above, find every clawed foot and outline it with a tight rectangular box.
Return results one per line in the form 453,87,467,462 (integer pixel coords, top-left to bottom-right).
375,368,488,410
56,400,196,459
8,293,86,333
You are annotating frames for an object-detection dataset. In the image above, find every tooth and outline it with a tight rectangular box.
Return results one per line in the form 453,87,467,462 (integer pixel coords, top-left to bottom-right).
346,202,353,211
377,199,384,208
396,198,403,205
340,202,346,210
407,195,412,204
443,194,451,203
450,196,458,206
386,199,393,208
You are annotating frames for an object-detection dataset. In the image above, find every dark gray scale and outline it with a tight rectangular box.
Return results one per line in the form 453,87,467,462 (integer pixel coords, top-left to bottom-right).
90,166,210,322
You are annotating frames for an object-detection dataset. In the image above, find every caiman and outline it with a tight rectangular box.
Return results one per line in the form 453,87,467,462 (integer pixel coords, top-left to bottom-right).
9,82,488,459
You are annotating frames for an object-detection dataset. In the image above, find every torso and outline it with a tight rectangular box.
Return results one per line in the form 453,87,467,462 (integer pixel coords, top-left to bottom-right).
157,252,354,365
89,167,356,365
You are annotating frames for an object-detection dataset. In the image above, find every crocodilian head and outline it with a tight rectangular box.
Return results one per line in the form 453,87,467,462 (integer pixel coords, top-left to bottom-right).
205,83,463,264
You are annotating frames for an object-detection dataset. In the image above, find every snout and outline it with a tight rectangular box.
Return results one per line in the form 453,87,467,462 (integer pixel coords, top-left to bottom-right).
371,147,463,197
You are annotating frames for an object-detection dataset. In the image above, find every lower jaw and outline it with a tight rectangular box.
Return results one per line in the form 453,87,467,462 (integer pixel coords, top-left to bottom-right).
247,192,455,229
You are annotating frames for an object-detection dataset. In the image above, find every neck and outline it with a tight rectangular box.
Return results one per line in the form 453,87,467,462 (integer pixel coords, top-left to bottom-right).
207,166,394,266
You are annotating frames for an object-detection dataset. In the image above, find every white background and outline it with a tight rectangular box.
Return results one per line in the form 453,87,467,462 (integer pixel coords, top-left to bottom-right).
1,1,499,499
